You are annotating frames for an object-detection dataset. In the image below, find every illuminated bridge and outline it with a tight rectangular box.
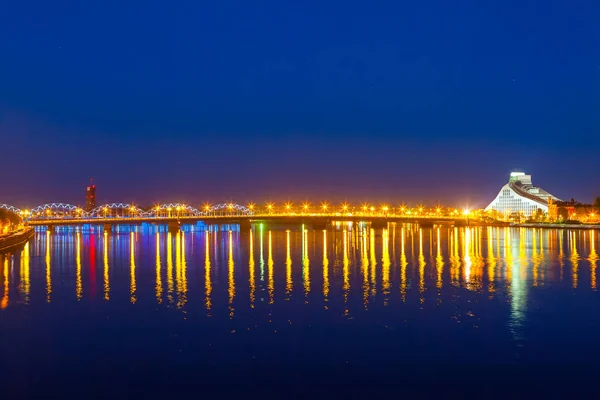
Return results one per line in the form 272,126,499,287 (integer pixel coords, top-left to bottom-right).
1,202,473,231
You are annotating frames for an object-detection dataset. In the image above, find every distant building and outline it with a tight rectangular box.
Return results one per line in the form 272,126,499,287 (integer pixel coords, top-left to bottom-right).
485,172,561,217
85,181,96,211
548,198,595,221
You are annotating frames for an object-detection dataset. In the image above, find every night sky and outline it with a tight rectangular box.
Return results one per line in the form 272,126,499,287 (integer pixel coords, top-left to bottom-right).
1,0,599,209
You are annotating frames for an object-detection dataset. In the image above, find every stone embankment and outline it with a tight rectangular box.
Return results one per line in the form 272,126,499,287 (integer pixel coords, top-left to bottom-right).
0,227,35,253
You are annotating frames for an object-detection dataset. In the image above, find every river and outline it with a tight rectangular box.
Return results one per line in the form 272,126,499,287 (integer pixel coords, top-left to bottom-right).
1,224,598,395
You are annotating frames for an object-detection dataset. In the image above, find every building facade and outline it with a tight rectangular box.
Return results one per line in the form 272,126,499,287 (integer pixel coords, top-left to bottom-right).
85,181,96,211
548,198,596,222
485,172,561,217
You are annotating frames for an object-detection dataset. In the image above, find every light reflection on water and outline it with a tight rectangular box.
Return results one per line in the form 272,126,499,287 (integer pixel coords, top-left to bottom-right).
1,224,600,363
3,227,599,304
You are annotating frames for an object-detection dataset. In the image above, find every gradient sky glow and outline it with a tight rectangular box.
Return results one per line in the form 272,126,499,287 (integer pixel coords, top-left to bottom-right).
1,0,599,208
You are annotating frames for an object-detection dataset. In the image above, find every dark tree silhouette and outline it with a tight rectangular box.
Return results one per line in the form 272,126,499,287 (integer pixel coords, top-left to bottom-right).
0,209,21,229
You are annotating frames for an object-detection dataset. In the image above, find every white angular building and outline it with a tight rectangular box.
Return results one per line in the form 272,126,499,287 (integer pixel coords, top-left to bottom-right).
485,172,561,216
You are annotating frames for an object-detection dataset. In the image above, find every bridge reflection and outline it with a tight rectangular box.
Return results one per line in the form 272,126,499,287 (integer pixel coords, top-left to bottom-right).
0,227,598,325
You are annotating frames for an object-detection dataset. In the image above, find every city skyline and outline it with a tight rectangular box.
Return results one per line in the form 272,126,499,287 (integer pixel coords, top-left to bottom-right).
1,169,596,210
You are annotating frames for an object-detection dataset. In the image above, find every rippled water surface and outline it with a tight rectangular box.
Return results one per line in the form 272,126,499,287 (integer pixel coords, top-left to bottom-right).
1,224,599,394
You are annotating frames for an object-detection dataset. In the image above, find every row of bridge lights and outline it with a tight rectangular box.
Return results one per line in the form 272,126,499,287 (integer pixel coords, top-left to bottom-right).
204,202,472,216
17,203,474,218
14,203,599,222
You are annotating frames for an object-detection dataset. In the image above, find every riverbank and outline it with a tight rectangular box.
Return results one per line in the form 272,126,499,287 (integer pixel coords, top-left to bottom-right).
0,227,35,254
514,223,600,230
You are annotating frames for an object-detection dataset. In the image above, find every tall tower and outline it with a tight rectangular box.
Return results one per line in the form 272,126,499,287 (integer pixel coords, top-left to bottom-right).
85,178,96,211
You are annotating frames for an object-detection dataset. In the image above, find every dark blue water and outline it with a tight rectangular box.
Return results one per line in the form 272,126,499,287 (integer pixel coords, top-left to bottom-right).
1,225,599,396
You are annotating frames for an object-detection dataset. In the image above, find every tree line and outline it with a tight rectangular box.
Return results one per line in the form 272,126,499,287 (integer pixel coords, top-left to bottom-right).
0,209,22,233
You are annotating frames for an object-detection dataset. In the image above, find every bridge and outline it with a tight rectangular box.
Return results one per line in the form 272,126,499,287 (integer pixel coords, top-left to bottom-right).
1,202,472,232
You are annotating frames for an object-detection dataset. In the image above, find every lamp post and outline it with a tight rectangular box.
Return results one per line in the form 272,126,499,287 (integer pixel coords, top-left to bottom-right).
382,205,389,217
21,210,30,225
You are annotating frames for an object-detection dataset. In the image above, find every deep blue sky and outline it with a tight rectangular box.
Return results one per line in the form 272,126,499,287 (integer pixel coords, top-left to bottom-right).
1,0,599,209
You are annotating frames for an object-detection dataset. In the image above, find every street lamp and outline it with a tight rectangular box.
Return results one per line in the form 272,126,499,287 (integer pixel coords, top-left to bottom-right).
302,202,310,214
285,202,292,214
21,210,30,224
321,202,329,213
341,203,349,213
